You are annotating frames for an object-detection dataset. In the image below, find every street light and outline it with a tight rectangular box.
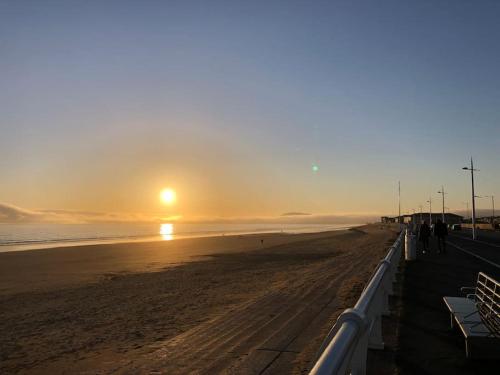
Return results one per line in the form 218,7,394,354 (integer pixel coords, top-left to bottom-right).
462,158,479,240
437,185,446,222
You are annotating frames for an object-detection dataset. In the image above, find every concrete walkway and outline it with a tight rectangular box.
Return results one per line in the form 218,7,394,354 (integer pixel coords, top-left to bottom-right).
369,235,499,374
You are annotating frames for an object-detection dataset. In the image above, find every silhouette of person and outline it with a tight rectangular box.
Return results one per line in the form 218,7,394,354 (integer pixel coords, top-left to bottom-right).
419,221,431,254
434,219,448,254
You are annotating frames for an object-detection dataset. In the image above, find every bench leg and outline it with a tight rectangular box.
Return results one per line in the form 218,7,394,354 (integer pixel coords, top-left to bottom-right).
450,313,454,329
465,338,471,359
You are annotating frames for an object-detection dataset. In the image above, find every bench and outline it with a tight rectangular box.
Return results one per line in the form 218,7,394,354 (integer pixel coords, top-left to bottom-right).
443,272,500,358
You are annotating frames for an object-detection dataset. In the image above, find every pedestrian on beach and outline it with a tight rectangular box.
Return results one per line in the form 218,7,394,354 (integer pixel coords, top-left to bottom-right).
419,220,431,254
434,219,448,254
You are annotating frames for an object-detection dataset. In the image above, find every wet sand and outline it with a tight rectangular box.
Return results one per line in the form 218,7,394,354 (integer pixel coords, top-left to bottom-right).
0,224,397,374
0,231,348,295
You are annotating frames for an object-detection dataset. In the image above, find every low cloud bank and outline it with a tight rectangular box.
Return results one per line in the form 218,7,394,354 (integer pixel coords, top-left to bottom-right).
281,212,311,216
0,203,42,223
0,202,381,225
0,203,163,224
5,202,487,226
184,214,378,225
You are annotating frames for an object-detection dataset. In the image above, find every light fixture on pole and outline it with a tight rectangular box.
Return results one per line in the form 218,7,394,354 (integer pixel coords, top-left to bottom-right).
462,158,479,240
437,185,446,222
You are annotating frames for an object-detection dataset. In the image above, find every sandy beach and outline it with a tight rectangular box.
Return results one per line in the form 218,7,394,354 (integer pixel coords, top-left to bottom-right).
0,224,397,374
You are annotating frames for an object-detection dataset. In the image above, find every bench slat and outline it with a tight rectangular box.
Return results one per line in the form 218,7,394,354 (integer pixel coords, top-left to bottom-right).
443,297,476,313
453,312,492,338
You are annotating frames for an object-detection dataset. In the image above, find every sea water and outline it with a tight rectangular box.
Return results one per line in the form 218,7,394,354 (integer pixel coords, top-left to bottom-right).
0,222,358,252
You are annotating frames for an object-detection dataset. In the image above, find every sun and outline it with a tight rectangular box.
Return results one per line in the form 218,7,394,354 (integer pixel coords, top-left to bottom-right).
160,188,176,205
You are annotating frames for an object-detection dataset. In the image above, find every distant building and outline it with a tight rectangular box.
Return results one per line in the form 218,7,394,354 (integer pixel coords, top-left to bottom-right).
381,213,463,224
402,214,413,223
380,216,396,223
380,215,412,223
410,212,463,224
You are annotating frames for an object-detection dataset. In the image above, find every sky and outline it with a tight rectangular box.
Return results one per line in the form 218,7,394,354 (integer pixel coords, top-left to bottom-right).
1,0,499,223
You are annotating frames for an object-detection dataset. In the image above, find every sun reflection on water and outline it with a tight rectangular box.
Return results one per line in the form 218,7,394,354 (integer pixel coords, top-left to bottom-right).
160,223,173,240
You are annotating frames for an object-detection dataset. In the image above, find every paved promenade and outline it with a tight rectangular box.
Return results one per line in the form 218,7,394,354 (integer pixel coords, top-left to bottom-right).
447,229,500,267
369,229,499,374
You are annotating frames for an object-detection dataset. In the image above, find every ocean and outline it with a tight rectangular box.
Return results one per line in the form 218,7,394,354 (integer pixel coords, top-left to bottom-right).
0,222,358,252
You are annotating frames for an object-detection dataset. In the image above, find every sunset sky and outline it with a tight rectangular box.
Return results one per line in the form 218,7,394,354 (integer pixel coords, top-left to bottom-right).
1,1,499,222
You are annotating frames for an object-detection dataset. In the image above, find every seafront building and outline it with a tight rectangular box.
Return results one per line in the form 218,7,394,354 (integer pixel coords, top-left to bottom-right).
381,213,463,224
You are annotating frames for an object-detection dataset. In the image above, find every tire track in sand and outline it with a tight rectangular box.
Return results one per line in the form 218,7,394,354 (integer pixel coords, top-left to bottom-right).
130,243,377,375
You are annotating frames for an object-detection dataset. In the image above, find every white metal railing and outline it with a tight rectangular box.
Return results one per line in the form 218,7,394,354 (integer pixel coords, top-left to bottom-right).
309,230,405,375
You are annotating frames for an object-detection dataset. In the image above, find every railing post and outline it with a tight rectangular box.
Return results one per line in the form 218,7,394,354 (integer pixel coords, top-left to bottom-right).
378,261,391,316
310,309,367,375
350,329,369,375
368,290,384,350
389,251,398,283
381,289,391,316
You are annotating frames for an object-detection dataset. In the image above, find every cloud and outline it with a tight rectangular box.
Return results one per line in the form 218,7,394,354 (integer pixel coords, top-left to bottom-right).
0,203,167,224
180,214,379,225
0,203,41,223
0,202,379,225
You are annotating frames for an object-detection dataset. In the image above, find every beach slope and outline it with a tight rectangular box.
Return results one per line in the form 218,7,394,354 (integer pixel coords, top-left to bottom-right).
0,224,397,374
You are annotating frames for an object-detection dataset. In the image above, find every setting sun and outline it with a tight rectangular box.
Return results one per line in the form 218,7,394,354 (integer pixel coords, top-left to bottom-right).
160,188,176,205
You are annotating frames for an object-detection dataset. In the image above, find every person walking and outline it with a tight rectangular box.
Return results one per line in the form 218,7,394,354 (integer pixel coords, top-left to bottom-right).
419,221,431,254
434,219,448,254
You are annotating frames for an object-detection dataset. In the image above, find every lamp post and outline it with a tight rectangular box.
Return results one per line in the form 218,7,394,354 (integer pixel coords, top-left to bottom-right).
437,185,446,222
419,204,423,224
462,158,479,240
427,197,432,225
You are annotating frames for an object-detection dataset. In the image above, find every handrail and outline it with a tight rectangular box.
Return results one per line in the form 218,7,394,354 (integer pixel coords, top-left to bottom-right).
310,230,405,375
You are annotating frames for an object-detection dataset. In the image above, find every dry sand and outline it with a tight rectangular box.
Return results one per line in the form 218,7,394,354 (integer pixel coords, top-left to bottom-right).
0,224,397,374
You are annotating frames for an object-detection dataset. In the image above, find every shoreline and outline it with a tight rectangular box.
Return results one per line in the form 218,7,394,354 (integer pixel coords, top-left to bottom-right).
0,223,361,253
0,228,358,296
